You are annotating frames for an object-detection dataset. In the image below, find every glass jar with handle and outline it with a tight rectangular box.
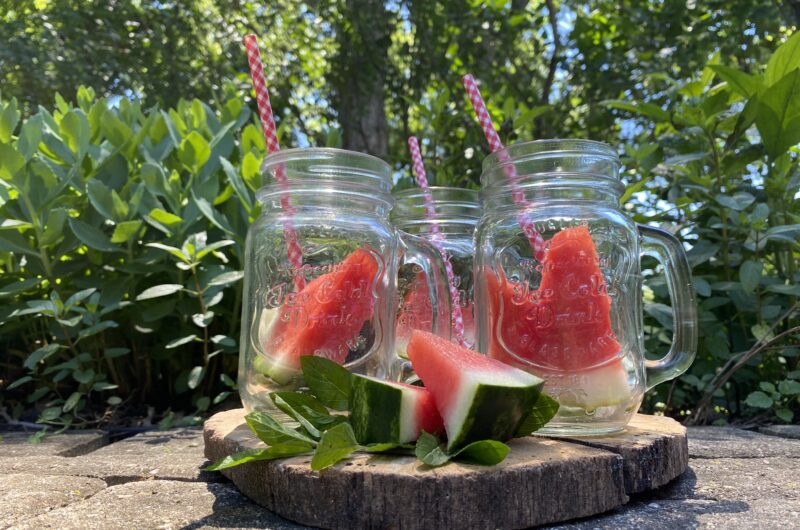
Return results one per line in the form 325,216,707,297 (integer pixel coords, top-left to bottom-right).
474,139,697,435
392,187,481,351
238,148,451,413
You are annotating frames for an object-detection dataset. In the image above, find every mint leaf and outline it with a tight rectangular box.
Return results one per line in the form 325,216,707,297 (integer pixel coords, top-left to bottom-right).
415,431,450,467
310,422,360,471
300,356,352,411
452,439,509,465
515,392,560,437
245,411,315,446
204,441,313,471
361,442,406,453
269,391,346,430
270,393,321,439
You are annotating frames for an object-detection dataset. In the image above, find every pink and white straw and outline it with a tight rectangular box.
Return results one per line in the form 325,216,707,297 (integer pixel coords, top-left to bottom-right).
462,74,545,261
407,137,466,346
244,34,305,290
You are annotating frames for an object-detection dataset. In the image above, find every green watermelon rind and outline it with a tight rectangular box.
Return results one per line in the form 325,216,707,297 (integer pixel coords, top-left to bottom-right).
446,380,544,451
350,375,403,444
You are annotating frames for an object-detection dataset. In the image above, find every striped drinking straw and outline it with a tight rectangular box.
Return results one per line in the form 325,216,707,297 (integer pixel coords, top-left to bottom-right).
243,34,306,290
461,74,545,261
407,137,466,346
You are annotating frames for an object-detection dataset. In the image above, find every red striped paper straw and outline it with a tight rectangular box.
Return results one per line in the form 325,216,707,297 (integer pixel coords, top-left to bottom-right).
462,74,545,261
244,34,305,290
408,137,466,346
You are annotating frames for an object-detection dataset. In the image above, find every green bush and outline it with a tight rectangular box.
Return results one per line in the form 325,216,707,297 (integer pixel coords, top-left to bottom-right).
0,84,265,429
1,34,799,430
621,35,800,424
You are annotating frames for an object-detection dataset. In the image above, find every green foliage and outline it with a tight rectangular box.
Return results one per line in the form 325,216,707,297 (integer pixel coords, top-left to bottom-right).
0,86,261,428
613,35,800,424
1,1,799,427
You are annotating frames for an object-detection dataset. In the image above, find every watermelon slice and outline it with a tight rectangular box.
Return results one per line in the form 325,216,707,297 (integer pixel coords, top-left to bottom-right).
350,374,444,444
395,272,433,358
407,330,544,450
260,247,379,376
486,225,630,409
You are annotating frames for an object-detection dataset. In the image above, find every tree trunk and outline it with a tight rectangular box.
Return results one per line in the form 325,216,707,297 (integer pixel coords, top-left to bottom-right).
330,0,391,159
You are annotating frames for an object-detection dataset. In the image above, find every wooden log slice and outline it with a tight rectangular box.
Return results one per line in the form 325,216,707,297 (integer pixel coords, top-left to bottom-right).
203,409,688,530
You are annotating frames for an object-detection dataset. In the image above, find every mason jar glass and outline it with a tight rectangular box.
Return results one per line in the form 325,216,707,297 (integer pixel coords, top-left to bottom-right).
474,139,697,435
238,148,451,413
392,187,481,351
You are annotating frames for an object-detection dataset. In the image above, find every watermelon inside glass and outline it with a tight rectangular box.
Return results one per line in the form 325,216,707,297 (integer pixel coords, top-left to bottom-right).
258,247,379,378
486,225,631,409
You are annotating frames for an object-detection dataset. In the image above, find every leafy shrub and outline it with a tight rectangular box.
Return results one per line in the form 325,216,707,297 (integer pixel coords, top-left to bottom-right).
0,85,265,429
615,34,800,424
1,34,799,430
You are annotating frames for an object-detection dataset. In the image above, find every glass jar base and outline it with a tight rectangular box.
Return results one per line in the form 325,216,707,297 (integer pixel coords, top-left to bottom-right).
535,422,626,437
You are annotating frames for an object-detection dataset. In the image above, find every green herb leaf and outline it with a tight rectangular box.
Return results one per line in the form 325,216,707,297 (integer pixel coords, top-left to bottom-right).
361,442,408,453
310,422,360,471
415,431,450,467
245,411,315,446
515,392,560,437
269,391,346,431
452,439,510,465
204,442,313,471
270,393,321,439
300,356,352,411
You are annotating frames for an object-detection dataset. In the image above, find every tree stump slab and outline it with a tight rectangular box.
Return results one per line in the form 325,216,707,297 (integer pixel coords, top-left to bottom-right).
204,409,688,530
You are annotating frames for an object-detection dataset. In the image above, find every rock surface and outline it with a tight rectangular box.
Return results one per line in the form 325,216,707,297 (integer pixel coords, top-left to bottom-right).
0,431,108,458
0,474,106,527
759,424,800,440
0,420,797,529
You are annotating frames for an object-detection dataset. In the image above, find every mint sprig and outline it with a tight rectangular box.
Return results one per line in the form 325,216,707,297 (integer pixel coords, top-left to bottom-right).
206,355,558,473
415,431,510,467
300,356,351,411
205,441,314,471
515,391,560,437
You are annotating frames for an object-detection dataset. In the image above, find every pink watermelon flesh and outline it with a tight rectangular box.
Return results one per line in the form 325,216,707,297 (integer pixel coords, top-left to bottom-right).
350,374,444,444
395,272,433,353
262,247,379,370
486,225,630,408
487,225,621,370
407,330,543,450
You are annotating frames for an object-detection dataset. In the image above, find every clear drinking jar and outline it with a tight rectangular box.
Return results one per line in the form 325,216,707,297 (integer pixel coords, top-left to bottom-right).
238,148,451,413
474,139,697,435
392,187,481,351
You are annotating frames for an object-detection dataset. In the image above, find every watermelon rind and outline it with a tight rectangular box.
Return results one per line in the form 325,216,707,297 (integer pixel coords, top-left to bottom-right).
350,375,403,444
445,373,543,451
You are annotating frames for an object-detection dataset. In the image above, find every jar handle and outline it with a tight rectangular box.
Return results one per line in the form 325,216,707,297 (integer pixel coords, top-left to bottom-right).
638,225,698,390
397,232,453,342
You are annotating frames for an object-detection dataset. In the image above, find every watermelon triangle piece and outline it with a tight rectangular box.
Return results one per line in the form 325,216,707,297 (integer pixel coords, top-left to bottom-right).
350,374,444,444
486,225,631,409
260,247,379,374
408,330,543,451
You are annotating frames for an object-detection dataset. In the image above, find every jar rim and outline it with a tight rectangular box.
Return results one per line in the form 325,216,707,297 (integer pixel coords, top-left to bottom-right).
257,147,393,206
481,139,619,172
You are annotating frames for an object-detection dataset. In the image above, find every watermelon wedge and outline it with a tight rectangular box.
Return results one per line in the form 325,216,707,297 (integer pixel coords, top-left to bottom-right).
395,272,433,358
350,374,444,444
407,330,544,450
260,247,379,376
486,225,631,409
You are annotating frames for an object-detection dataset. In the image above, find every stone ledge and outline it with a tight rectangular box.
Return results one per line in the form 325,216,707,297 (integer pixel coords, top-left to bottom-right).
0,431,108,458
759,425,800,440
687,426,800,458
0,474,106,528
11,480,304,530
0,429,220,485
